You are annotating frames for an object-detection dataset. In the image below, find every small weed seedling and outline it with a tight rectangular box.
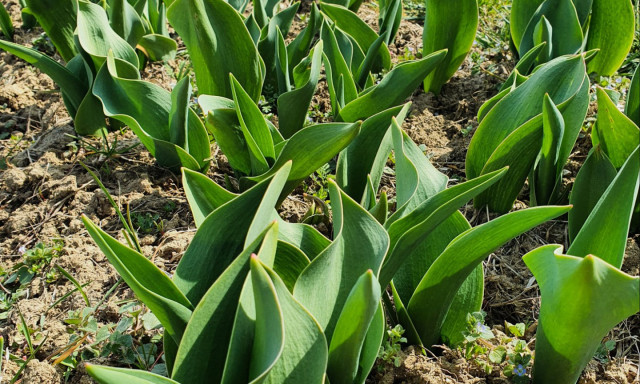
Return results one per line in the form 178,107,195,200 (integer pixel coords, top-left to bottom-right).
377,324,408,370
459,311,532,383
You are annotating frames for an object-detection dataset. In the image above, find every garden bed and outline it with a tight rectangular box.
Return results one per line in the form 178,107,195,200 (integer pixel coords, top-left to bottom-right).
0,0,638,383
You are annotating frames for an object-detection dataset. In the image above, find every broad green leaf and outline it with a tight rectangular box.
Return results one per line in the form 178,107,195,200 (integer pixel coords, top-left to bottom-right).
355,35,385,89
422,0,478,94
467,55,586,180
204,107,253,175
82,216,192,344
586,0,635,75
77,1,139,68
567,147,616,241
510,0,544,50
378,0,401,44
568,146,639,268
320,2,391,71
532,15,552,64
171,224,275,383
392,212,479,347
519,0,583,59
277,41,324,139
92,56,210,171
169,76,191,149
246,122,360,200
137,34,177,62
263,265,328,383
231,74,274,174
0,40,86,117
338,50,447,122
86,364,181,384
294,181,389,341
407,206,571,346
336,104,410,202
523,246,640,384
322,22,359,112
166,0,264,100
247,256,284,382
220,236,283,384
381,168,508,288
182,168,236,227
474,116,543,212
258,4,300,92
0,2,13,40
327,270,381,384
593,87,640,168
625,66,639,126
108,0,145,47
23,0,76,61
174,163,291,304
386,117,450,222
287,3,321,70
532,94,565,205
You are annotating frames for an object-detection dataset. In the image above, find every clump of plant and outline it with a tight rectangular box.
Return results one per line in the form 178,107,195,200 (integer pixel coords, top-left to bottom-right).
510,0,636,75
0,0,177,136
466,53,590,212
377,324,407,370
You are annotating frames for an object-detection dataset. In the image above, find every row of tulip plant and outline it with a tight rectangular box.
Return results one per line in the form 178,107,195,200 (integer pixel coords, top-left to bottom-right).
0,0,638,383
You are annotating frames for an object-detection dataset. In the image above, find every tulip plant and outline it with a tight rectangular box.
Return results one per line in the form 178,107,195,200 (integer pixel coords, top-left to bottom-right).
422,0,478,94
524,146,640,384
0,0,176,135
510,0,636,75
466,53,590,212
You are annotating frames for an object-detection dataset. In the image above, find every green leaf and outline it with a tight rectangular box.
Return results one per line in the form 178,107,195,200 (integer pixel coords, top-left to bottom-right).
327,270,381,384
231,74,274,174
625,66,639,126
467,54,586,180
518,0,583,59
532,94,565,205
108,0,145,47
510,0,545,50
166,0,264,100
381,167,507,289
338,50,447,122
174,163,291,304
294,180,389,341
422,0,478,94
378,0,401,44
586,0,636,75
287,3,321,70
277,41,324,139
568,147,617,242
82,216,193,344
320,2,391,71
77,1,139,68
593,87,640,168
336,104,410,202
392,212,479,346
86,364,181,384
137,34,177,62
23,0,77,61
262,264,328,383
322,22,359,113
171,224,276,383
568,146,639,268
407,205,571,347
92,56,210,171
246,122,360,200
0,2,13,40
523,246,640,384
181,168,236,227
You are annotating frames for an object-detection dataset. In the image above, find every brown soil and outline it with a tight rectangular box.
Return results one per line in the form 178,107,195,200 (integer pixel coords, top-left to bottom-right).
0,1,638,383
